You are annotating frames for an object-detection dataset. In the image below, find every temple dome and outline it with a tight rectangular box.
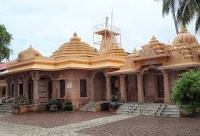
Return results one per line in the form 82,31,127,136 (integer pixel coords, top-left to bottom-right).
172,27,198,47
17,45,43,61
51,32,99,59
106,46,127,57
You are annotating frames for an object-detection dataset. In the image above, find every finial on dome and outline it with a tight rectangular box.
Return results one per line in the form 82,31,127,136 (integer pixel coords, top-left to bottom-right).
73,32,77,37
30,45,33,48
149,35,159,44
70,32,81,41
180,26,188,33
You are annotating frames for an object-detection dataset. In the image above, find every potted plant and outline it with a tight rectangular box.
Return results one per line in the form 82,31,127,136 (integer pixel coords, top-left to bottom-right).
64,100,73,111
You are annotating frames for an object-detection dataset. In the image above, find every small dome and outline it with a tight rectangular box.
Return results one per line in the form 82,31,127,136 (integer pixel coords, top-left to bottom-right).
106,46,127,57
132,48,139,57
172,27,198,46
51,32,99,59
17,45,43,61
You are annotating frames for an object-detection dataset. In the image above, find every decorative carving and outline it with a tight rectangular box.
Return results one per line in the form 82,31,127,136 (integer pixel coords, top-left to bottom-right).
30,71,41,80
51,32,99,59
17,45,43,62
106,46,127,57
136,36,168,60
121,58,135,70
141,65,159,75
4,75,12,83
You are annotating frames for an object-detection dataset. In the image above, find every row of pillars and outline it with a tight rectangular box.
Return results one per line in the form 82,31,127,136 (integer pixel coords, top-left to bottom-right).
105,70,171,104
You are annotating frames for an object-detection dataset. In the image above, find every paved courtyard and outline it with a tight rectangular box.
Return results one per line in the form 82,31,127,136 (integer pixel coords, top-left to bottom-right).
0,111,199,136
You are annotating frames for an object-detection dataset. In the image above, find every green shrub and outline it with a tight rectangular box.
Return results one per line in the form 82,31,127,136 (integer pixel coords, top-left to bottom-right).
46,99,61,111
171,69,200,116
64,100,73,111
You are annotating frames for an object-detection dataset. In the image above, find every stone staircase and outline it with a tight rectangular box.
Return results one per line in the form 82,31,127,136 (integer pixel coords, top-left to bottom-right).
116,103,180,117
0,103,13,115
80,101,108,112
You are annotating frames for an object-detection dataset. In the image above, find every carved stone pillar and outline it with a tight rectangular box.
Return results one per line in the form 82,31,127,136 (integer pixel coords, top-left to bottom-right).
52,79,58,99
23,81,29,99
13,79,18,97
137,73,144,102
89,77,94,101
22,73,29,99
33,80,39,100
64,79,68,98
5,76,11,97
6,82,10,97
162,70,171,104
120,75,126,102
106,75,111,102
31,71,41,100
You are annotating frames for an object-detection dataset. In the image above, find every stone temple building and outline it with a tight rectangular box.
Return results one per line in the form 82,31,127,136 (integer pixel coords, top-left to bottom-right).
0,19,200,110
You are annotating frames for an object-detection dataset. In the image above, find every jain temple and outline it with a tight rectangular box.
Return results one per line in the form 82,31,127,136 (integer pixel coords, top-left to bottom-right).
0,18,199,115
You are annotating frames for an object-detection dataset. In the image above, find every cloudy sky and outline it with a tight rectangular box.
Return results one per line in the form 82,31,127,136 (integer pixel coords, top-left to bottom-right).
1,0,199,61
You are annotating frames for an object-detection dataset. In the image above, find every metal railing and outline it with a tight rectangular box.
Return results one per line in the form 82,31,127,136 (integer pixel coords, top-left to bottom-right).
5,97,15,103
0,96,7,104
83,97,90,106
139,90,153,115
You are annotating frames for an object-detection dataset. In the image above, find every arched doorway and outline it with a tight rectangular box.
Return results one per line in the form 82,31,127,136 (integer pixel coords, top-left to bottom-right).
142,65,164,102
126,75,138,102
94,72,106,101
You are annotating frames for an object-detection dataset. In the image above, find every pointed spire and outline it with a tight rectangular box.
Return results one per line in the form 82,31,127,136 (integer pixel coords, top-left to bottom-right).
132,48,139,57
70,32,81,41
149,35,159,45
73,32,77,37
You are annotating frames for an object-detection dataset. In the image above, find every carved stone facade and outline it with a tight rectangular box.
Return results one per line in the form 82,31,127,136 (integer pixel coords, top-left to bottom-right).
0,26,200,107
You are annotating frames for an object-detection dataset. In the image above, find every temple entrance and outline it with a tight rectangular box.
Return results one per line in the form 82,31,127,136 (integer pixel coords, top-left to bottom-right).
39,76,52,103
94,72,106,101
157,74,164,99
142,65,164,103
126,75,138,102
111,76,119,96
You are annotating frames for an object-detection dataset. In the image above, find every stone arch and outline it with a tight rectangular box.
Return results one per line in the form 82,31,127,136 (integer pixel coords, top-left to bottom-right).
94,71,106,101
141,64,164,102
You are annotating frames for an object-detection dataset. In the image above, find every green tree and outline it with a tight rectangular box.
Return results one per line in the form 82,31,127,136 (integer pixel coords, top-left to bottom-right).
0,25,13,63
176,0,200,33
155,0,179,34
171,69,200,116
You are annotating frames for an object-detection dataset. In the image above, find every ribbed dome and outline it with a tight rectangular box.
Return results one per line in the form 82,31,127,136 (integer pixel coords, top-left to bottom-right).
172,27,198,46
51,32,99,59
17,45,43,61
106,46,127,57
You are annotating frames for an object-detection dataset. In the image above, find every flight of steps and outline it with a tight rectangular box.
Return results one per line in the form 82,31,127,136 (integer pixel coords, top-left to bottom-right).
80,101,107,112
116,103,180,117
0,103,13,115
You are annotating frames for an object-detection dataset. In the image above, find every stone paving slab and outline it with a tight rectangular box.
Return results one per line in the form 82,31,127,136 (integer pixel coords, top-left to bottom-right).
0,112,133,136
0,112,200,136
0,111,114,128
78,115,200,136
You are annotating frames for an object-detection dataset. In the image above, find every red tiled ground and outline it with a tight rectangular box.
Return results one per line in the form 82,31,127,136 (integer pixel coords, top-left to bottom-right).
77,115,200,136
0,111,115,128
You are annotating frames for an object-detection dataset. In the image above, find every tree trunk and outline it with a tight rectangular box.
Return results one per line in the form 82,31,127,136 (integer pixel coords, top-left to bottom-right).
171,0,179,34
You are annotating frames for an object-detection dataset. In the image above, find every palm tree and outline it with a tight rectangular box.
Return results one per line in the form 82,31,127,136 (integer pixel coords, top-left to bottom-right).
176,0,200,33
155,0,179,34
